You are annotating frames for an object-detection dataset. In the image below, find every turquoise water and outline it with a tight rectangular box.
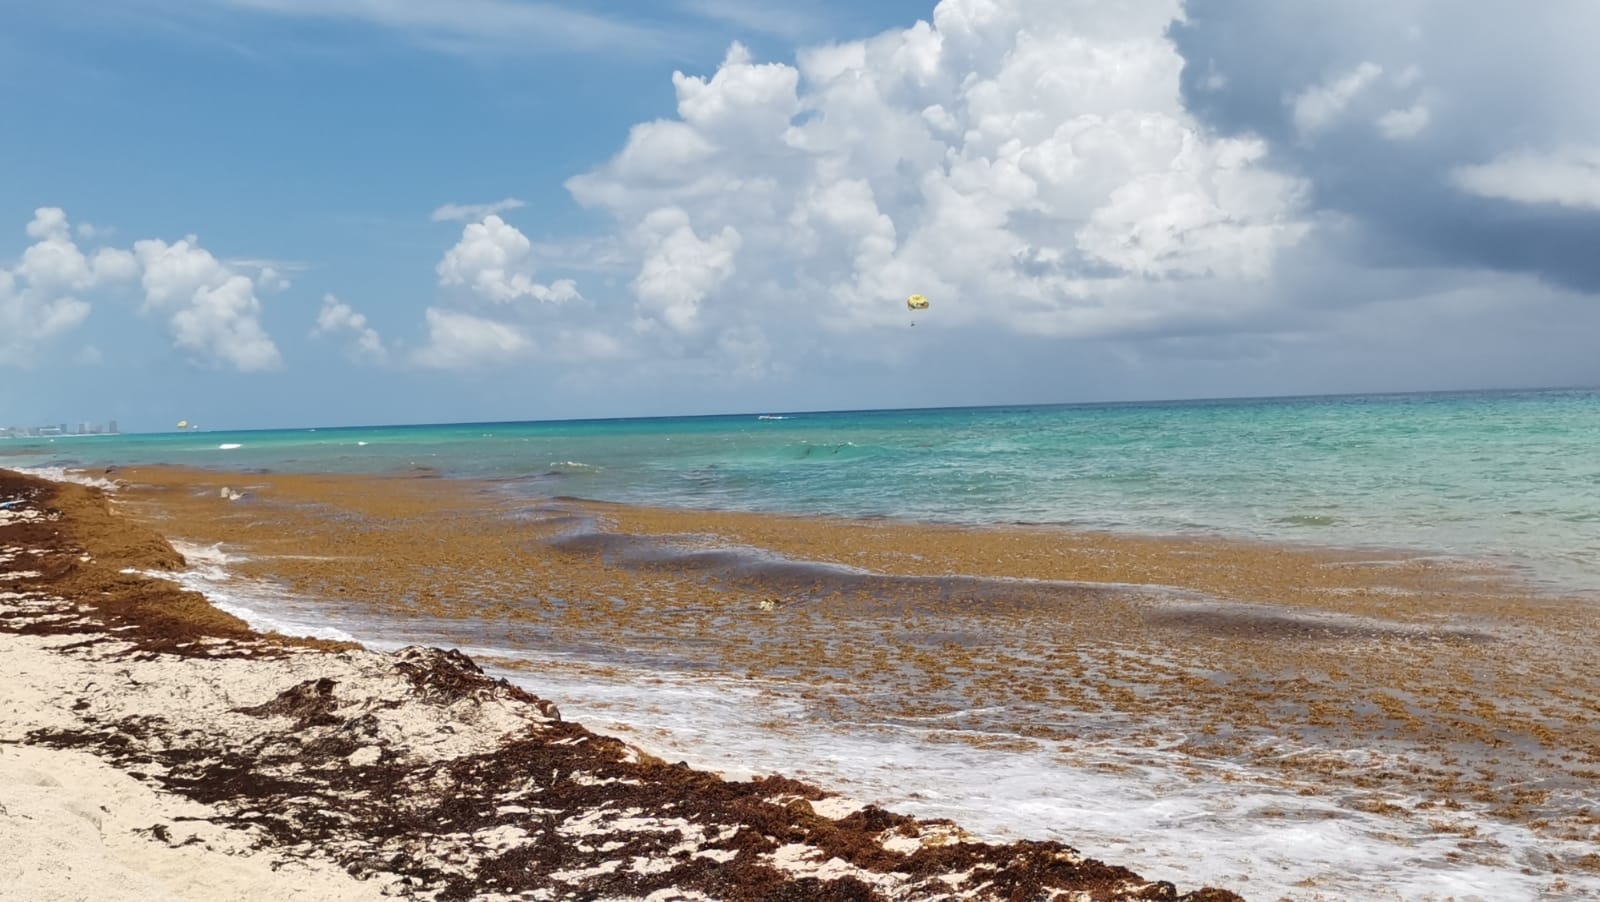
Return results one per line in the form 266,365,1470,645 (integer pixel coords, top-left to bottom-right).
6,388,1599,593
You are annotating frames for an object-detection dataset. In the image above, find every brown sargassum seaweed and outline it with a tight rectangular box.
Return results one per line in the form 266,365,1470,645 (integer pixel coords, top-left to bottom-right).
1,469,1239,901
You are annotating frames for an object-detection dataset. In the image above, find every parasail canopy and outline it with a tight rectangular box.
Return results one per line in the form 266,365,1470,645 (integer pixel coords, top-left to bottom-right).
906,294,930,311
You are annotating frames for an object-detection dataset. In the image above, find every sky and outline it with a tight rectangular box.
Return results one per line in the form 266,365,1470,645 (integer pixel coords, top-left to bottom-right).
3,0,1599,431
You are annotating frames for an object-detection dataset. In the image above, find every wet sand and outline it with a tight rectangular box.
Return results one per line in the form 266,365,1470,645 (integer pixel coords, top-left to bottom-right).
85,465,1600,895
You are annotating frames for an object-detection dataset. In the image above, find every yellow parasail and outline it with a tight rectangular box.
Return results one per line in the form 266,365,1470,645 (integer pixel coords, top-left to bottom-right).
176,420,188,429
906,294,930,311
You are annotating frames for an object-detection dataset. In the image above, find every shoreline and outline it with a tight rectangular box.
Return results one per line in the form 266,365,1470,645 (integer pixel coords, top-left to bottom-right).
9,464,1600,897
1,466,1241,900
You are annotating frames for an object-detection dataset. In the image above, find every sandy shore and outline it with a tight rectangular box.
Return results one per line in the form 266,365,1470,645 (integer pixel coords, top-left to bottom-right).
1,467,1240,901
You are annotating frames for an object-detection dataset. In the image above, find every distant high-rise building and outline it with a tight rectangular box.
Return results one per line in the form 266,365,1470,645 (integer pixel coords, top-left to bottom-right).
109,420,118,434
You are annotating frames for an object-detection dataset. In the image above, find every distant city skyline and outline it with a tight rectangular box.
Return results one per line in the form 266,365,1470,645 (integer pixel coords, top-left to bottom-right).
2,420,119,438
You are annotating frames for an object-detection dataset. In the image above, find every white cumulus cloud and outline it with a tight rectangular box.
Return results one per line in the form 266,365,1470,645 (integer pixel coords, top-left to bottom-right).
312,293,387,361
1,208,137,367
3,208,289,371
565,0,1310,360
133,236,283,371
405,213,606,370
631,207,741,335
437,214,581,304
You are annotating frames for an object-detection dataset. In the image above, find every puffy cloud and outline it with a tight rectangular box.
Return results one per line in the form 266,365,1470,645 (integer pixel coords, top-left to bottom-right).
404,212,611,370
312,293,387,361
565,0,1309,365
431,198,526,222
17,207,138,292
1,208,136,366
3,208,288,371
437,215,580,304
411,307,531,369
133,236,283,371
1,285,89,366
25,208,71,241
176,277,282,372
1172,0,1600,291
673,43,800,139
1452,146,1600,211
631,207,741,334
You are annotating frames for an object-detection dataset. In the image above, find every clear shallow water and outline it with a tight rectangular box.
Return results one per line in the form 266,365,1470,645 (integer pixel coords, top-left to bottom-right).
10,388,1600,594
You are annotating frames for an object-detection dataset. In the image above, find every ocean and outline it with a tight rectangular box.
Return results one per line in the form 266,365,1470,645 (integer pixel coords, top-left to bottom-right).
9,387,1600,594
6,387,1600,900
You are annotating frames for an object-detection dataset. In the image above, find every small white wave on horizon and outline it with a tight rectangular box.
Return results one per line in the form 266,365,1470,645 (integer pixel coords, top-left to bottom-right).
550,461,601,472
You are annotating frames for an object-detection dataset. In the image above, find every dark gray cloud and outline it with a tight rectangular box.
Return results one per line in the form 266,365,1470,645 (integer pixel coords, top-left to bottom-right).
1170,0,1600,292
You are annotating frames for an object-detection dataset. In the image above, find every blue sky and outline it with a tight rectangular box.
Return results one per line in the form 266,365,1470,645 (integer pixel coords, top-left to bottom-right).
4,0,1599,432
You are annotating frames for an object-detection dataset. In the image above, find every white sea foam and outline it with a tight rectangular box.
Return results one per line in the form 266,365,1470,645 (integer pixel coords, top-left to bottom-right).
149,541,360,643
218,443,243,450
471,656,1584,902
352,624,1593,900
150,548,1595,901
6,466,119,490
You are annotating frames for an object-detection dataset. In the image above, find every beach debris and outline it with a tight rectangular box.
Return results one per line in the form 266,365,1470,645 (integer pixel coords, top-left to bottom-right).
219,487,244,502
1,495,57,526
